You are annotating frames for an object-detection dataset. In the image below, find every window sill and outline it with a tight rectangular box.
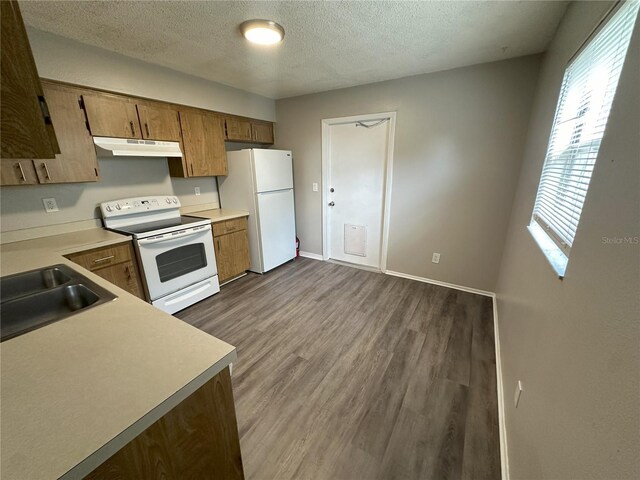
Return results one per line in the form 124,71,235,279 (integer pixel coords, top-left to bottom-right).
527,223,567,279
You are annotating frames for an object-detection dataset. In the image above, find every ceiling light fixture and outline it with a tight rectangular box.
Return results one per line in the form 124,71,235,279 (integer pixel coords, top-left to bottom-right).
240,19,284,45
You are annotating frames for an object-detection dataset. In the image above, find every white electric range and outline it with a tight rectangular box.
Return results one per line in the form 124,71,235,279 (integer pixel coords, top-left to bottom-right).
100,196,219,314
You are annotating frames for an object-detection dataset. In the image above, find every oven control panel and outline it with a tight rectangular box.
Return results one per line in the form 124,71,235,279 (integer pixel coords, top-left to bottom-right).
101,196,181,218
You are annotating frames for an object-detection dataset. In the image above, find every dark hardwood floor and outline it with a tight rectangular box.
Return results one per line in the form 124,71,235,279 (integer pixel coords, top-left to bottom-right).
176,257,501,480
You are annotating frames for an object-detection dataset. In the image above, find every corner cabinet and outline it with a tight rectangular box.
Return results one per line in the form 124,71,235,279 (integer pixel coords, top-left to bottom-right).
212,217,250,284
169,110,227,177
1,82,99,185
0,0,60,160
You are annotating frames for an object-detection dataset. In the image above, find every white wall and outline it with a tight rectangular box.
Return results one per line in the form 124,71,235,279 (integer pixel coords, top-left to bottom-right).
275,56,541,292
0,29,277,234
0,158,218,232
495,2,639,479
27,28,276,121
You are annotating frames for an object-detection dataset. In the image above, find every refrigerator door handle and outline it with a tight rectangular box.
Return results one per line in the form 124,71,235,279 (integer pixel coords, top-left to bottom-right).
257,188,293,195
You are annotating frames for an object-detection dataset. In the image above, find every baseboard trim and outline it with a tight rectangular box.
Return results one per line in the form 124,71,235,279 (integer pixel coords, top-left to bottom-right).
493,295,510,480
384,270,494,297
299,251,324,261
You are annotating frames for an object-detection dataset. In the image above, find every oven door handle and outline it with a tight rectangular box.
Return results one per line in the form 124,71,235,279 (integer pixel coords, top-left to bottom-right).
138,225,211,245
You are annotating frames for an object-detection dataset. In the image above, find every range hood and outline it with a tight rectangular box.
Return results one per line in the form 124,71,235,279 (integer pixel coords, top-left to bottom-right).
93,137,182,158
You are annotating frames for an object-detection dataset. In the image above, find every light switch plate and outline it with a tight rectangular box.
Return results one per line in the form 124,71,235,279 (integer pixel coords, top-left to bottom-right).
195,187,201,196
432,252,441,264
312,182,319,192
42,197,59,213
514,380,523,407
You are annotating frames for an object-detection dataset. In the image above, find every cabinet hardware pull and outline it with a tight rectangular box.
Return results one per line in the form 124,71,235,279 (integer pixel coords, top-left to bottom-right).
130,121,135,136
190,164,194,176
93,255,115,263
145,123,150,137
42,162,51,180
16,163,26,181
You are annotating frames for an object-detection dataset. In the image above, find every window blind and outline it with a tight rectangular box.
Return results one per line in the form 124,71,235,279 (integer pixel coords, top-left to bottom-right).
531,0,639,256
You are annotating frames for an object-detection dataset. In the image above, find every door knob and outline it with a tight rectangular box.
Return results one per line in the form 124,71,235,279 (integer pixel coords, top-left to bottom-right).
330,188,335,192
328,201,335,207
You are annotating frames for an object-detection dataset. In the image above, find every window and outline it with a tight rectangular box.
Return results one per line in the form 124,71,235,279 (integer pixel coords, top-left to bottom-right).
529,0,639,277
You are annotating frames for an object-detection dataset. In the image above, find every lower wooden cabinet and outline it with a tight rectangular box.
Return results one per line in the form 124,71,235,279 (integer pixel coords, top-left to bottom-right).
85,366,244,480
66,241,145,300
213,217,250,284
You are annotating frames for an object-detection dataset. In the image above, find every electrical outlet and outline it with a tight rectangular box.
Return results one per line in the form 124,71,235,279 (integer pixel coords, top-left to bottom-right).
42,197,59,213
312,182,319,192
194,187,201,196
514,380,523,408
432,252,441,264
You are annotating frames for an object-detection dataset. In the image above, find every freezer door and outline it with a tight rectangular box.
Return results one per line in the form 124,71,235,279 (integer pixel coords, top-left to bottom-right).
256,189,296,272
252,150,293,193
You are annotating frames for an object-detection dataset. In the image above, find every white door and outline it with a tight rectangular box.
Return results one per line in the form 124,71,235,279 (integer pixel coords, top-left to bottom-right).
256,189,296,272
252,149,294,193
327,120,389,269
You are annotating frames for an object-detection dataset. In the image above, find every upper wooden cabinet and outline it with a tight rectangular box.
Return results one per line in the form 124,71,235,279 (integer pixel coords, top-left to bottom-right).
82,93,142,139
225,117,252,142
251,121,274,144
0,0,60,160
171,110,227,177
1,81,99,186
82,92,183,142
224,116,274,145
137,102,181,142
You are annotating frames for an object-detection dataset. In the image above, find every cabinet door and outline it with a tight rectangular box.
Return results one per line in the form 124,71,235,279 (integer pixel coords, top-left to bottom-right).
225,117,252,142
82,92,142,139
92,261,145,300
214,230,250,283
33,82,99,184
251,121,274,144
0,160,38,185
137,103,181,141
179,110,227,177
1,0,59,159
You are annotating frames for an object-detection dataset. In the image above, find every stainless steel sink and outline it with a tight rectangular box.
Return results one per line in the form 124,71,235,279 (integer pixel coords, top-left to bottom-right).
1,264,116,342
1,266,72,302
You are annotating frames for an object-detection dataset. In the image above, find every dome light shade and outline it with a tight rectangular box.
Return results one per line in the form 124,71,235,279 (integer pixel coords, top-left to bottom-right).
240,19,284,45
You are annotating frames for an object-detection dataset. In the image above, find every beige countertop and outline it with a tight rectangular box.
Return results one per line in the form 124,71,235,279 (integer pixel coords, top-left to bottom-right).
0,227,236,480
186,207,249,223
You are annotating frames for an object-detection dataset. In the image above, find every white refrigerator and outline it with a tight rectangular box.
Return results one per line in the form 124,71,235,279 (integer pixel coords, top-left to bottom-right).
218,149,296,273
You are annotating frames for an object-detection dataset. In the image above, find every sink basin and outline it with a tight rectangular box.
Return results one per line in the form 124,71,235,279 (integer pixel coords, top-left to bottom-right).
1,265,116,342
1,266,71,302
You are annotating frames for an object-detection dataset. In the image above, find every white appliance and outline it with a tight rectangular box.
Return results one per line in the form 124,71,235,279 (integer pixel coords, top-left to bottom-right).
93,137,182,158
100,196,219,314
219,149,296,273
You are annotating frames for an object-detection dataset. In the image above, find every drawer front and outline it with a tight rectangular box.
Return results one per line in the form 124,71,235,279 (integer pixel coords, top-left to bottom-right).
67,242,133,271
212,217,248,237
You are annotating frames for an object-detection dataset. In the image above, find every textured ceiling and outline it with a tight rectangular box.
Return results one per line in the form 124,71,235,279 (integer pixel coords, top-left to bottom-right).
20,0,569,99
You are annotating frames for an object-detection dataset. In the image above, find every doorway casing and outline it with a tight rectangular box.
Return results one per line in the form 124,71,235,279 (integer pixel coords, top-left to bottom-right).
321,112,396,272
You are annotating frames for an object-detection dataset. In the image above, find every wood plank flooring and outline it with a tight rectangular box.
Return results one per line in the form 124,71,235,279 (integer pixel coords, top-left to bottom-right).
176,257,501,480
